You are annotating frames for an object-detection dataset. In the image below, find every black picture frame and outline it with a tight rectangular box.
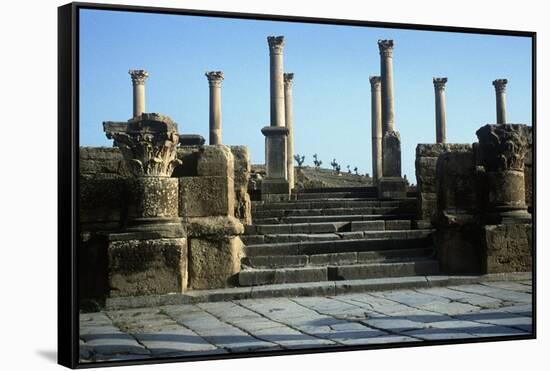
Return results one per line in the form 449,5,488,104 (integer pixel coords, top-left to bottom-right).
58,2,536,369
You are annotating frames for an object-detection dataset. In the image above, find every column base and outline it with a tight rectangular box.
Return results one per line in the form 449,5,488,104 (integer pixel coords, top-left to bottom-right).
125,217,185,237
261,178,290,202
484,208,532,225
378,177,407,199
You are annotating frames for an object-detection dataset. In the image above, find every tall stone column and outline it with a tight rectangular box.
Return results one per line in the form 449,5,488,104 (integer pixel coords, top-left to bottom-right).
433,77,448,143
261,36,290,202
493,79,508,124
378,40,395,134
129,69,148,118
284,73,295,190
377,40,406,198
369,76,382,184
205,71,224,145
476,123,531,223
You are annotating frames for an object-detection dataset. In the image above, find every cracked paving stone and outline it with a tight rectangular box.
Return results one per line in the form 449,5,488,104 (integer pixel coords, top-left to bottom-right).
403,328,477,340
453,310,532,329
416,287,503,309
344,335,420,345
84,333,150,356
361,317,428,333
132,325,219,354
480,281,532,293
448,285,532,303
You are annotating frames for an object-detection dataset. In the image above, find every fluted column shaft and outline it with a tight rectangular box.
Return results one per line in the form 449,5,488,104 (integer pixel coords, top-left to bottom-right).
434,77,448,144
206,71,224,145
370,76,382,184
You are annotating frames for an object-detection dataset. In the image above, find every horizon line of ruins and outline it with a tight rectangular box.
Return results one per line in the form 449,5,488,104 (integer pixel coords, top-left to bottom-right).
123,35,514,199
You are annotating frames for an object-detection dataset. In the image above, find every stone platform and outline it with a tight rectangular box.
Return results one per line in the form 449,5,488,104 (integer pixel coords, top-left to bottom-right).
80,276,532,363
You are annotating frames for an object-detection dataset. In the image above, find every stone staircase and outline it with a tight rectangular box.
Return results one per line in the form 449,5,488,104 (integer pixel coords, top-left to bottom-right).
239,186,439,286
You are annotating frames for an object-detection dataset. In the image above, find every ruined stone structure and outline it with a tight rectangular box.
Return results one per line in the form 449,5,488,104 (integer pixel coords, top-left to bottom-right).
205,71,224,145
433,77,447,143
493,79,508,124
370,76,382,184
284,72,295,190
261,36,290,202
377,40,407,199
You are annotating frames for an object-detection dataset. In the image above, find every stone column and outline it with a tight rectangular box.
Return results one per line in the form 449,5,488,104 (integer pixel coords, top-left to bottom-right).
205,71,224,145
378,40,395,134
284,73,295,190
377,40,406,199
476,123,531,223
493,79,508,124
261,36,290,202
129,69,148,118
433,77,447,143
369,76,382,184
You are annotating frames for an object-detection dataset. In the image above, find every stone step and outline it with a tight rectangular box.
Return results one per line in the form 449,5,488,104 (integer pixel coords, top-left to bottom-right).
244,231,434,257
292,192,376,200
253,205,416,219
253,213,416,225
252,198,417,211
296,186,377,194
241,225,422,245
242,247,435,269
237,259,439,286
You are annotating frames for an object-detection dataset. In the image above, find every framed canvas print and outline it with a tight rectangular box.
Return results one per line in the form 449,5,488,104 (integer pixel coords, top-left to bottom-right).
58,2,536,368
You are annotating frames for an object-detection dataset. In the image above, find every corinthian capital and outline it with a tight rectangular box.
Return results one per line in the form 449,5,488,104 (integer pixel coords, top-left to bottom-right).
268,35,285,54
492,79,508,93
205,71,224,87
378,39,394,57
284,72,294,87
433,77,448,91
129,69,149,85
476,123,531,172
369,75,381,89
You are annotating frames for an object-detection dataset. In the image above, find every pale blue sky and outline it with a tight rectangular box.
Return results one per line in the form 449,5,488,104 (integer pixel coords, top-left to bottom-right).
79,9,532,183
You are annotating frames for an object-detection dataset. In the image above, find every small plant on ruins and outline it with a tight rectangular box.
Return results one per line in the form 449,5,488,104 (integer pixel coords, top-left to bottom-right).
335,164,341,174
354,167,359,175
330,158,338,171
347,165,351,174
313,153,323,168
294,154,305,167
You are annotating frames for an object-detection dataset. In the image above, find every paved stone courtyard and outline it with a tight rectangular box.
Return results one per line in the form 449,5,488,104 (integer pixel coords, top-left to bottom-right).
80,279,533,363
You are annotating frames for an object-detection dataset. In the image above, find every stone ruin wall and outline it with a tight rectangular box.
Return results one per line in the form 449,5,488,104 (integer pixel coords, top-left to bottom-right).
79,145,252,304
420,125,533,275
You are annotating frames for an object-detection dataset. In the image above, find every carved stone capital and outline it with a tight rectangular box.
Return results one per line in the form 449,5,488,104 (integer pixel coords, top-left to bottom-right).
284,72,294,87
476,123,531,172
205,71,224,87
369,75,381,89
492,79,508,93
268,35,285,54
433,77,448,91
129,69,149,85
103,113,182,177
378,39,394,57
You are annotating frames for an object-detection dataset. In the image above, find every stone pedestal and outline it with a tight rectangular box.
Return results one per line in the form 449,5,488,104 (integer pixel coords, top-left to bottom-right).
481,223,532,273
261,126,290,201
476,123,531,224
379,130,406,199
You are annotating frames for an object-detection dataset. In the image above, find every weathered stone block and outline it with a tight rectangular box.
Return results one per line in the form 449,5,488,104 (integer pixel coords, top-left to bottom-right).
416,143,472,158
435,151,477,213
482,224,532,273
179,176,234,217
80,178,126,229
382,130,402,177
378,177,407,199
196,145,234,178
230,146,252,224
107,237,187,297
185,216,244,239
188,237,244,289
79,147,129,178
435,221,482,274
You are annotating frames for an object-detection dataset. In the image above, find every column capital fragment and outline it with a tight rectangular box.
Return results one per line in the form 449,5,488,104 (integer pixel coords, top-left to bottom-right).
267,35,285,54
129,69,149,85
433,77,448,90
369,75,381,89
378,39,394,58
205,71,224,87
283,72,294,86
492,79,508,93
